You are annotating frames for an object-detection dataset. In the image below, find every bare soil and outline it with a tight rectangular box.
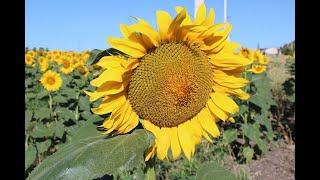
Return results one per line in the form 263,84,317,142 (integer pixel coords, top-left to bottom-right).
230,140,295,180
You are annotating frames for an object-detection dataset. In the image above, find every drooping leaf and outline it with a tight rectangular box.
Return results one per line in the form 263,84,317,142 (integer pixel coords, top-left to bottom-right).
25,145,37,170
37,91,49,99
30,124,53,138
195,162,237,180
28,129,152,180
242,147,254,163
78,95,91,112
37,139,51,154
222,130,237,144
25,110,33,124
56,108,75,121
54,121,65,138
53,95,68,104
33,108,51,120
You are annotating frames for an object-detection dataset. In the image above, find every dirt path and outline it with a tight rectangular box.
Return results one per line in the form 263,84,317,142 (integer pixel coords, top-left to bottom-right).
231,141,295,180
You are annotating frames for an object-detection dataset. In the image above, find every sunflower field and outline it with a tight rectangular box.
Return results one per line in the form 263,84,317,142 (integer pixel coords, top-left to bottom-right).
25,4,295,180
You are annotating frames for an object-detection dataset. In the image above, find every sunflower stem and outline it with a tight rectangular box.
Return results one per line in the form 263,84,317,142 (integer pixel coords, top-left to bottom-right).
145,157,156,180
48,93,53,112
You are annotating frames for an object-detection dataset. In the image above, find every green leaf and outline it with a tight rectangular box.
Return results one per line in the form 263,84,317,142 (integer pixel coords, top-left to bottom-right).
25,145,37,170
242,123,260,143
53,95,68,103
34,107,50,120
80,111,91,120
37,140,51,153
223,130,237,144
60,87,78,99
195,162,237,180
28,130,152,180
255,114,274,141
25,110,33,124
54,121,65,138
238,105,248,115
30,124,53,138
26,92,37,99
37,91,49,99
78,95,91,112
242,147,254,163
256,139,268,154
56,108,75,121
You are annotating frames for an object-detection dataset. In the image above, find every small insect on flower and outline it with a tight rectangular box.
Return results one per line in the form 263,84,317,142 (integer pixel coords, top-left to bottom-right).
85,4,253,161
247,64,267,74
40,70,63,92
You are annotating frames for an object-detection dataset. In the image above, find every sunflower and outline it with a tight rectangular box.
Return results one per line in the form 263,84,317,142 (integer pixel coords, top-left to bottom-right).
38,57,49,72
247,64,266,74
40,70,63,92
59,57,75,74
85,4,252,161
77,65,89,77
25,54,35,66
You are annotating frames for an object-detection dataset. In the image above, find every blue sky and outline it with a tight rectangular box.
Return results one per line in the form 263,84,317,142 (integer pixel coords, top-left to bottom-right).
25,0,295,51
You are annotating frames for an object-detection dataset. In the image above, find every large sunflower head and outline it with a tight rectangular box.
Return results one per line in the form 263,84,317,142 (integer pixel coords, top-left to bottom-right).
40,70,63,92
85,4,252,161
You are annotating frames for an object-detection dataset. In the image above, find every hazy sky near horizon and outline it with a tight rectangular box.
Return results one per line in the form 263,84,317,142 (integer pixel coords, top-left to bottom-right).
25,0,295,51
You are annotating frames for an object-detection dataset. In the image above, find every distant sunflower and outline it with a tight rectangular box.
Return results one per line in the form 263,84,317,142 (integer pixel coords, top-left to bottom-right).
77,65,89,77
40,70,63,92
247,64,266,74
38,57,49,72
25,54,34,66
59,57,74,74
85,4,252,161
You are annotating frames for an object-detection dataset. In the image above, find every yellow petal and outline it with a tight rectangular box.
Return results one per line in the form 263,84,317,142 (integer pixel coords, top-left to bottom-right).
189,116,203,145
203,8,215,26
129,19,160,47
210,92,239,114
178,122,193,160
91,94,126,115
105,101,130,134
168,8,186,37
121,111,139,134
107,37,146,58
194,3,206,24
95,56,127,69
212,70,249,89
90,68,126,87
170,127,181,160
212,85,250,100
143,120,161,139
199,24,232,51
207,99,228,121
145,144,156,161
209,53,253,70
156,128,171,160
175,6,192,25
156,10,172,41
229,117,235,123
197,108,220,137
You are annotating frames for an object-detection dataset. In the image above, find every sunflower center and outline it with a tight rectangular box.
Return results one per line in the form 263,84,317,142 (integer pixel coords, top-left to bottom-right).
63,60,70,68
128,42,213,127
46,76,56,85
